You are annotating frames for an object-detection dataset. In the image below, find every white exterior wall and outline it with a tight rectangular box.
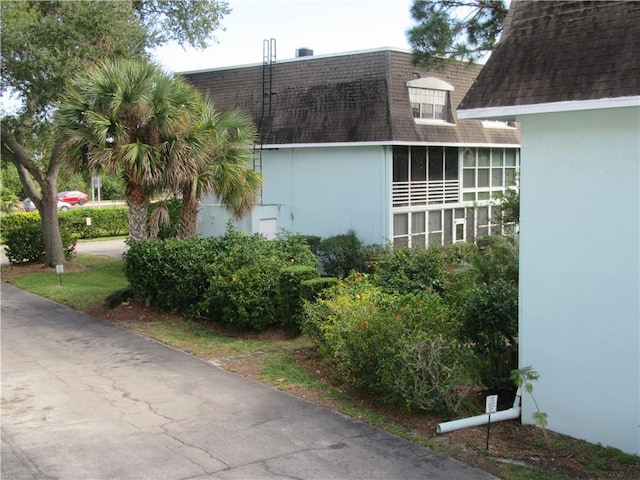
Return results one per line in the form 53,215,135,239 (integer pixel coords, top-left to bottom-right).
518,107,640,454
199,145,391,244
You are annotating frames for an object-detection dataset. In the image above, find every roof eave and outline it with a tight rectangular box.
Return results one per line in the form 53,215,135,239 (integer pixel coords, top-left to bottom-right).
458,96,640,121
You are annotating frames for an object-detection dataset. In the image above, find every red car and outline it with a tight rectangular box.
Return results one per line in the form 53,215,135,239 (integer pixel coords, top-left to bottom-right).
58,190,89,205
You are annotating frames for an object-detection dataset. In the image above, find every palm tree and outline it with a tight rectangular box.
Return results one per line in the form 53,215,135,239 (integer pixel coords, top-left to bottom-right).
171,100,261,239
56,59,200,240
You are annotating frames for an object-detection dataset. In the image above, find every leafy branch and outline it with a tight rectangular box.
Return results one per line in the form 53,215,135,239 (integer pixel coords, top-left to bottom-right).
407,0,508,69
511,366,551,453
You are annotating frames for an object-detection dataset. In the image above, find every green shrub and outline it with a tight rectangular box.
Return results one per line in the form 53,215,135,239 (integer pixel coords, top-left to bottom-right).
300,277,339,300
278,265,320,332
458,280,518,391
438,241,478,269
371,246,445,294
2,211,41,242
316,229,366,278
58,207,128,239
98,175,125,200
392,332,477,415
123,236,224,313
303,273,474,414
440,235,519,310
3,214,76,263
471,235,519,286
292,234,322,255
196,230,317,331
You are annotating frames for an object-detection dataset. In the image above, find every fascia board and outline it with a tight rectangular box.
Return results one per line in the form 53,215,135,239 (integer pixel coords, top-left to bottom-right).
258,141,520,149
458,96,640,120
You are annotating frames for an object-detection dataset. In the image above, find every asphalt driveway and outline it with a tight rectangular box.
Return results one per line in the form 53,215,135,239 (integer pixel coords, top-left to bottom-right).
0,282,496,479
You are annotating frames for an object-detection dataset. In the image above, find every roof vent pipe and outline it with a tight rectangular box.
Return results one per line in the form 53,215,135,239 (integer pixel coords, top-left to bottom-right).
296,48,313,58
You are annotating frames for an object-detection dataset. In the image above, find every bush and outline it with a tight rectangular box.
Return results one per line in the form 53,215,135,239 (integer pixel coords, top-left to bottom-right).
303,273,475,414
196,230,317,331
470,235,519,286
458,280,519,391
440,235,519,309
300,277,339,300
3,214,76,263
393,332,477,415
58,207,128,238
292,234,322,255
123,236,224,313
371,246,445,294
316,229,366,278
3,208,128,242
278,265,320,332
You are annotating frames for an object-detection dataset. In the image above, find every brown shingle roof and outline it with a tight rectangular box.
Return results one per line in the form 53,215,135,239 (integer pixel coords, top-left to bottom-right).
182,49,519,146
459,1,640,111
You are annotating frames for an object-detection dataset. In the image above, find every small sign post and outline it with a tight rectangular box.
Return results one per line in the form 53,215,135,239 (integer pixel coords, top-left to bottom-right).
485,394,498,450
91,176,102,207
55,264,64,286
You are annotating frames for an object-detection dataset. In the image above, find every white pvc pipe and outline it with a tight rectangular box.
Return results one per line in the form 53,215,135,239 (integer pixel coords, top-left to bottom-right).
436,388,522,434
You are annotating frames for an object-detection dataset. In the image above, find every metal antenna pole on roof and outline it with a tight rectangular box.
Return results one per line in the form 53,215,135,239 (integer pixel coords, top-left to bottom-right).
255,38,276,204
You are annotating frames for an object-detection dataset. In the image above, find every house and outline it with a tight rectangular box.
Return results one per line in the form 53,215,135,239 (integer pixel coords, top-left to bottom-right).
182,47,520,247
457,1,640,455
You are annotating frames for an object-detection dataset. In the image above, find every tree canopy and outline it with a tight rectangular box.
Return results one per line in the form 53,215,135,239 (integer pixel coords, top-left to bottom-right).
0,0,230,265
56,58,260,241
407,0,508,69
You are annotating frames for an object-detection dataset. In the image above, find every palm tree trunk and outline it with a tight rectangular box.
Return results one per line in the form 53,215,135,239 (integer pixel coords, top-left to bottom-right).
177,188,198,239
125,183,149,241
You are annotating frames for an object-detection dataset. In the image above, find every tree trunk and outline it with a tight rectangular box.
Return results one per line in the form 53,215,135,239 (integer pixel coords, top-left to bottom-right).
1,126,65,267
125,183,149,241
177,188,198,239
41,192,65,266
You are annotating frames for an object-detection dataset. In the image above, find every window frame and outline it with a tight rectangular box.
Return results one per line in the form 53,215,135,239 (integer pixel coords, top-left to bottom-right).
406,77,455,126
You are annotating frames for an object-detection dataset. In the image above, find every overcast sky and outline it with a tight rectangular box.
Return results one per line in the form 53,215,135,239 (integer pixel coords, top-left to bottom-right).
152,0,415,72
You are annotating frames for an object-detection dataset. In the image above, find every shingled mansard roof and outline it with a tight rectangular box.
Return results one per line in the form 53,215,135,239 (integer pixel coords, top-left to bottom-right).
458,0,640,120
182,48,519,146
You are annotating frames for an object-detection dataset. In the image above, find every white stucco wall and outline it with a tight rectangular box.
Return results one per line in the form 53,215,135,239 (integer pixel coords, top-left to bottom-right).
199,145,391,244
518,107,640,454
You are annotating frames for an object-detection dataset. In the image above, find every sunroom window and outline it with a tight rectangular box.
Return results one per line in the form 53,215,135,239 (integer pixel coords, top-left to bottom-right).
462,147,519,202
406,77,454,125
392,146,459,207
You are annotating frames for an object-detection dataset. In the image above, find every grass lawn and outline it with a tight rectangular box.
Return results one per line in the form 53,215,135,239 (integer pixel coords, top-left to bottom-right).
4,254,128,310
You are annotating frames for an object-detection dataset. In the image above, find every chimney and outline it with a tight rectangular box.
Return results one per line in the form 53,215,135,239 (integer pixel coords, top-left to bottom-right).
295,48,313,58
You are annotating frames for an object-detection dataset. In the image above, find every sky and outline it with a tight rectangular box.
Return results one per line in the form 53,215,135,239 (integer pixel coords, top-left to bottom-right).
152,0,416,73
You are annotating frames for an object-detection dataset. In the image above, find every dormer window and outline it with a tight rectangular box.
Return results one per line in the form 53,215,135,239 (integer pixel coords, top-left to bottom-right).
407,77,455,125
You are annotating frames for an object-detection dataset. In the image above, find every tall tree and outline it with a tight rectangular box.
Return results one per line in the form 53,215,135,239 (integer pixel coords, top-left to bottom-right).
407,0,508,69
0,0,229,265
171,101,261,239
55,59,201,241
56,59,261,241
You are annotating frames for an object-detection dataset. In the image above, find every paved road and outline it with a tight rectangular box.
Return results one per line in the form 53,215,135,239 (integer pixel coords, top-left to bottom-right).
0,282,496,479
75,238,128,258
1,238,127,266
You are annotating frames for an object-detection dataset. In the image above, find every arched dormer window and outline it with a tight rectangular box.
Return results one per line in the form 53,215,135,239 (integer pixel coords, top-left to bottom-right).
406,77,455,125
